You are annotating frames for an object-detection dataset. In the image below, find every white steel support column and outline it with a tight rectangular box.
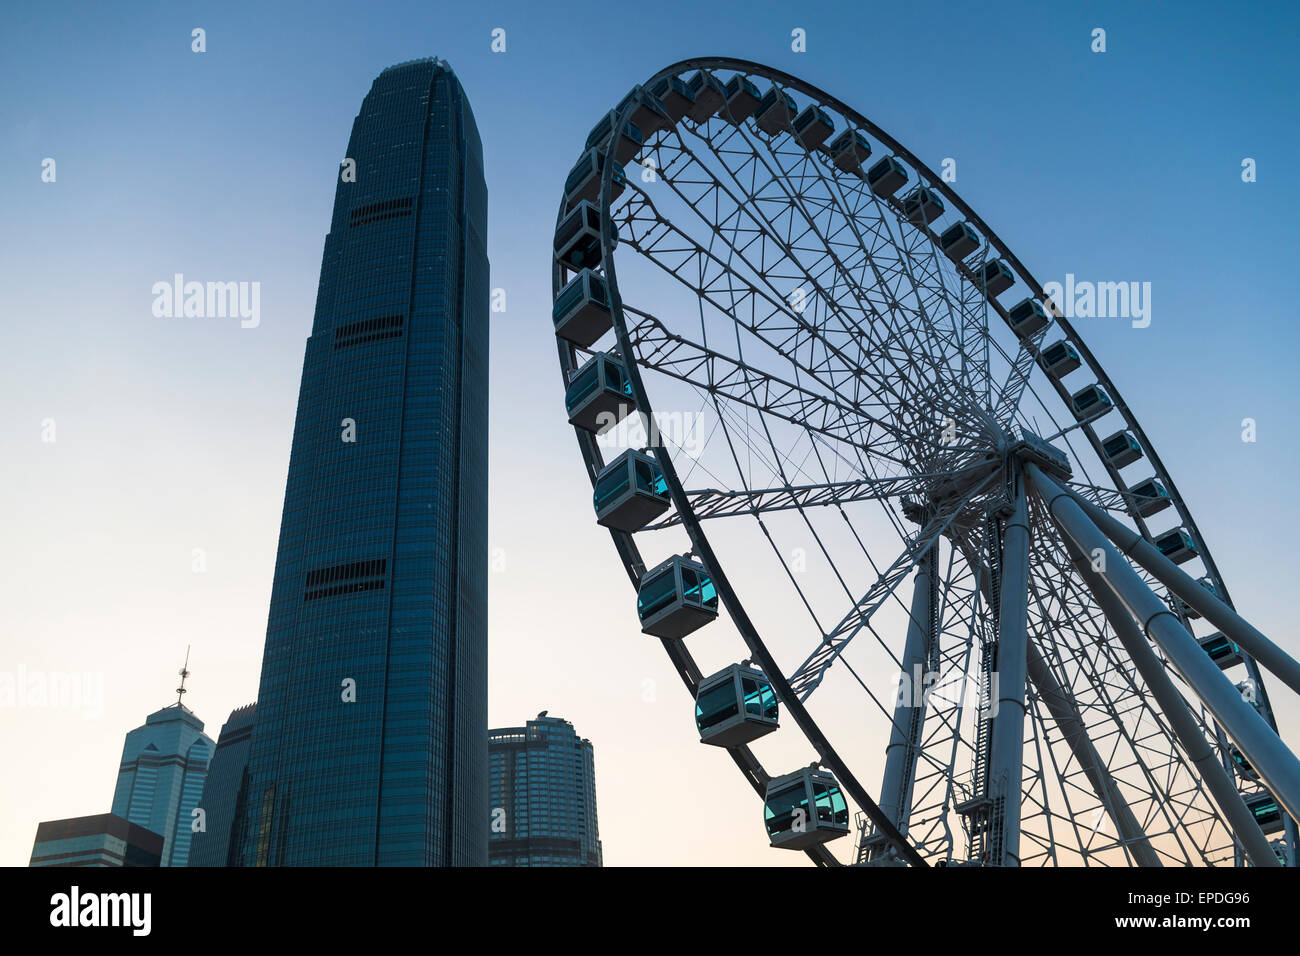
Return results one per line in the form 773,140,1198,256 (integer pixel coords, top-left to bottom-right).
1055,482,1300,700
878,545,935,834
953,532,1153,866
1059,532,1279,867
986,467,1030,865
1028,462,1300,827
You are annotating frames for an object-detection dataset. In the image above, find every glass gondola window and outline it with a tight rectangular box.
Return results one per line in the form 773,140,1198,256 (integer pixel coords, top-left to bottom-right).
812,782,849,827
553,279,584,319
592,450,670,533
593,466,629,513
555,210,582,250
682,565,717,610
637,566,678,622
940,221,979,259
565,362,602,413
565,153,595,193
741,675,778,720
634,456,667,497
696,680,740,733
606,358,630,396
1246,793,1283,833
565,353,635,434
1231,747,1259,781
597,112,642,149
553,270,606,319
764,781,810,837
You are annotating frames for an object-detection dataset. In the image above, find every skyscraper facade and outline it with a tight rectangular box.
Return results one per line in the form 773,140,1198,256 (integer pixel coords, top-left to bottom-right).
30,814,163,867
110,704,213,867
239,58,489,866
488,714,603,867
188,703,256,867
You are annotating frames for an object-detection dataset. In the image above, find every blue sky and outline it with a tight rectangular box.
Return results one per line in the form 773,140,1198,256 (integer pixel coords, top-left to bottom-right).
2,0,1298,866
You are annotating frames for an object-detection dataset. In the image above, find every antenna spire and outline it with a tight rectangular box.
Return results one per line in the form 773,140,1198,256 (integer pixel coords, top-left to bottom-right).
175,645,191,708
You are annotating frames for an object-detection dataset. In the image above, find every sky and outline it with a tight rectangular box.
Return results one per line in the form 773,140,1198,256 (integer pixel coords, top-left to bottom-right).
1,0,1298,867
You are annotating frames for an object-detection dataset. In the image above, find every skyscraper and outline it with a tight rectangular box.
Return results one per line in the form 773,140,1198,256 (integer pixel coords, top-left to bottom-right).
488,713,603,867
188,703,256,867
110,703,213,867
30,814,163,867
239,58,489,866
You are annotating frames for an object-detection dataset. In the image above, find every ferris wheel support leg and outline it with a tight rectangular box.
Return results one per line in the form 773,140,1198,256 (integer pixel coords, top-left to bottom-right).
1028,463,1300,828
878,544,935,838
986,467,1031,866
1054,481,1300,702
952,534,1151,865
1059,533,1279,867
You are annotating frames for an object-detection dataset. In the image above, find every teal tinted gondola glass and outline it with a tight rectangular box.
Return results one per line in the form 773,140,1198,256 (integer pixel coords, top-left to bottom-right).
813,783,849,827
1206,634,1233,658
564,153,595,195
695,681,740,733
637,556,719,638
682,567,718,609
695,664,779,746
1155,528,1197,563
1103,433,1129,456
637,566,677,622
742,675,778,719
586,113,643,152
592,466,630,513
634,457,666,496
763,781,808,837
593,450,670,533
564,362,600,414
1230,746,1258,780
940,221,979,258
552,280,584,325
1246,793,1283,832
606,359,632,397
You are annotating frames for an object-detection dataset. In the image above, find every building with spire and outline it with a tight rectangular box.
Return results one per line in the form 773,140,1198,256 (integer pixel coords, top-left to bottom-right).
109,653,213,867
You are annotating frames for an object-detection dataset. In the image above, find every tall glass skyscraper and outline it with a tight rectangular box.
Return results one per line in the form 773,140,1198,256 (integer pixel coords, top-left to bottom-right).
488,714,603,867
188,703,256,867
111,703,213,868
239,58,489,866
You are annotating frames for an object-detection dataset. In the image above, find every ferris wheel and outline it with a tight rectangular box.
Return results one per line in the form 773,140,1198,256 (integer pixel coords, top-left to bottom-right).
550,57,1300,867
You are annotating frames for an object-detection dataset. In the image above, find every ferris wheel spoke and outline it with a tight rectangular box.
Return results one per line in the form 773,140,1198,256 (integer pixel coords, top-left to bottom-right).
655,472,967,527
716,124,980,424
614,193,962,462
786,468,1001,702
638,128,985,449
622,307,930,464
1049,519,1282,865
1027,537,1181,856
1024,572,1169,866
725,129,963,388
1026,500,1248,865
